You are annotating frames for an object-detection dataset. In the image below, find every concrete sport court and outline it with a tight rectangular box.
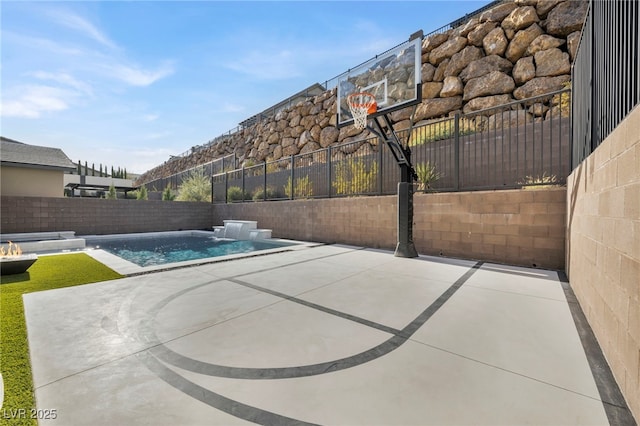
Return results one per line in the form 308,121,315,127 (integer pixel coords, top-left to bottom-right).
24,244,624,425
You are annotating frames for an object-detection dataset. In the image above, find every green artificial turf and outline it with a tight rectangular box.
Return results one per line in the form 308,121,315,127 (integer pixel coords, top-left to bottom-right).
0,253,123,426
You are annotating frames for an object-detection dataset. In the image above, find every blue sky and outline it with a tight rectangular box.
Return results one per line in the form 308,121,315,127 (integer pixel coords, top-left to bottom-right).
1,1,490,174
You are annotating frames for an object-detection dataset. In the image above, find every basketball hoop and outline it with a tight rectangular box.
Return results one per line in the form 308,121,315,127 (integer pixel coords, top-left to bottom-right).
347,92,377,130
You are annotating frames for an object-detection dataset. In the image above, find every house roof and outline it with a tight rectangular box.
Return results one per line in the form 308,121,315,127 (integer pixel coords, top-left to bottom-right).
0,137,76,171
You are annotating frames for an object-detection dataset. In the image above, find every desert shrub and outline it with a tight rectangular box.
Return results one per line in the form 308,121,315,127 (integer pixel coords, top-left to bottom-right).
227,186,251,201
415,162,442,192
284,176,313,199
136,185,148,200
162,186,176,201
106,184,117,199
333,158,378,196
252,186,279,201
176,168,212,202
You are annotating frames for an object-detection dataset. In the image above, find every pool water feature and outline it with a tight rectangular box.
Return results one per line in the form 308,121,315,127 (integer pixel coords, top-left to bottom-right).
85,232,296,267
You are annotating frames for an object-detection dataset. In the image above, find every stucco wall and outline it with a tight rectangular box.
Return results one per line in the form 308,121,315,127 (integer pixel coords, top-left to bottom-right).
0,166,65,198
566,105,640,420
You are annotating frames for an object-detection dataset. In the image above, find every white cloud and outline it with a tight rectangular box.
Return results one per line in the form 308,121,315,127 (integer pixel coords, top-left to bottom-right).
48,9,118,50
225,50,301,80
1,85,73,118
30,71,93,96
104,63,175,87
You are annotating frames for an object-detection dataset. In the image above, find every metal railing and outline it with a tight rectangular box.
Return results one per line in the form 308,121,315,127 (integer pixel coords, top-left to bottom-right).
143,153,236,192
572,0,640,169
210,90,571,203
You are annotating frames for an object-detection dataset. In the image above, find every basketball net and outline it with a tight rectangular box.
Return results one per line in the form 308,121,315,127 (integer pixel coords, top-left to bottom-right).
347,92,377,130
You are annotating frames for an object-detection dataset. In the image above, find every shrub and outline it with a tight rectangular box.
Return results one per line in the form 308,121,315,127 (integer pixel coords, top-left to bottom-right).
333,159,378,196
106,184,117,199
136,185,148,200
227,186,251,201
162,186,176,201
518,172,560,188
415,162,442,192
252,186,279,201
284,176,313,199
176,168,212,202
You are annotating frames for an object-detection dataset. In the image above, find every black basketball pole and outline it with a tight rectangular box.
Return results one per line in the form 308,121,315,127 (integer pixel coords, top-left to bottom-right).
369,115,418,258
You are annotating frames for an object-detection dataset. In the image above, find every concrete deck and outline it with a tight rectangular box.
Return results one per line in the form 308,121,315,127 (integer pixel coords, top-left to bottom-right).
24,245,620,425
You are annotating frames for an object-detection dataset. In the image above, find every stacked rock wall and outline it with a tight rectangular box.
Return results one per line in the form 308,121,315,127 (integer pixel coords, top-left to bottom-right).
136,0,587,186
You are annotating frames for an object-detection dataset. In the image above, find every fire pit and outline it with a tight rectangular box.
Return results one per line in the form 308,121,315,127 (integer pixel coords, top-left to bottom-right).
0,242,38,276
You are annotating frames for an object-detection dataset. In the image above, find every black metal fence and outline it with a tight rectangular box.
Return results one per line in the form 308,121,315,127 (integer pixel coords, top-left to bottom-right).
211,89,571,203
572,0,640,169
144,153,236,192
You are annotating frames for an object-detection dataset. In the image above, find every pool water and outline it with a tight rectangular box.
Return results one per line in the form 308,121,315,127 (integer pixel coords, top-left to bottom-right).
86,234,294,267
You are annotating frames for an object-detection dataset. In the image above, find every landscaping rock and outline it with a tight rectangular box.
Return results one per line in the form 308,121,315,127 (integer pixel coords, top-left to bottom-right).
513,56,536,85
513,75,570,99
441,76,464,97
502,6,540,31
429,36,467,66
463,94,514,114
463,71,515,101
459,55,513,83
445,46,483,76
506,23,544,63
414,96,463,121
483,27,509,56
534,48,571,77
422,82,443,99
467,21,496,46
526,34,566,56
479,2,518,22
546,1,589,37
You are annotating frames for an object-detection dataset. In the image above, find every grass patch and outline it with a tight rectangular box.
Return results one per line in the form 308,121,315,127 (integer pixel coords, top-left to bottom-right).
0,253,123,426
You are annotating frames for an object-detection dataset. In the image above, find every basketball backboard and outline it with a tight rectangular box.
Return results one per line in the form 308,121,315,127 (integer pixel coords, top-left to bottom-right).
337,31,423,128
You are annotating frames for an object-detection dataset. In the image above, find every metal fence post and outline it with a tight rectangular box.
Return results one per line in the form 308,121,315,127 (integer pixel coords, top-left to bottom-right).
263,162,267,201
327,146,332,198
454,113,460,190
378,137,384,195
241,166,245,203
224,171,228,204
290,156,294,200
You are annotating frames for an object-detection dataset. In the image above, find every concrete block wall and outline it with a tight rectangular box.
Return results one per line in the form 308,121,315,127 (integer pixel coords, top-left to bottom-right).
566,105,640,421
2,189,566,270
212,188,566,270
415,188,566,269
0,197,214,235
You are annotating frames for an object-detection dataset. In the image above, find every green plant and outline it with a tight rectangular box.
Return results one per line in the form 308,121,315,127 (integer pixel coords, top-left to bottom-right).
106,183,117,199
227,186,250,201
332,159,378,196
176,168,212,202
0,254,122,426
136,185,148,200
252,186,279,201
415,162,442,192
409,117,475,147
162,186,176,201
518,172,560,188
284,175,313,199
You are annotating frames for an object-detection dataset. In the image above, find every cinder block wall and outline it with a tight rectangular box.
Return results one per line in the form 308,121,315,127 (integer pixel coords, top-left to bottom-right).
1,189,566,269
212,188,566,270
0,197,214,235
566,106,640,420
414,188,566,269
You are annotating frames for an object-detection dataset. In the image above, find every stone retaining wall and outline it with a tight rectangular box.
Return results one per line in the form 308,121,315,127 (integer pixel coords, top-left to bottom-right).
136,0,586,186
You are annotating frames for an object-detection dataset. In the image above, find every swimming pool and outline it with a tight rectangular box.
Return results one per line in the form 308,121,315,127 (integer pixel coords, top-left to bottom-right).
85,232,297,267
